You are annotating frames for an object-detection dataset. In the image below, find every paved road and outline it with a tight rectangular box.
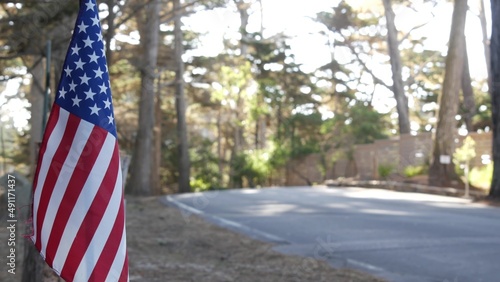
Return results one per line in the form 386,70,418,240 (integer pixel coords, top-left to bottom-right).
167,187,500,282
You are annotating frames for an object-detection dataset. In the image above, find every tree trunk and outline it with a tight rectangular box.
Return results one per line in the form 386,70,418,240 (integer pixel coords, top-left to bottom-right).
104,0,116,65
151,74,163,195
461,39,476,132
227,0,251,189
382,0,411,134
217,108,223,183
127,0,160,195
234,0,250,56
234,0,249,153
429,0,467,187
489,0,500,198
174,0,191,193
480,0,491,94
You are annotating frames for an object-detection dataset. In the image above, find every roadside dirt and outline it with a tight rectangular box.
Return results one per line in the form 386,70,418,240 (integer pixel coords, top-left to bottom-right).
0,196,385,282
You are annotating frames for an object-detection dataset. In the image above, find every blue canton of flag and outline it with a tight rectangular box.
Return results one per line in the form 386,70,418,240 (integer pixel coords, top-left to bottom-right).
56,0,116,137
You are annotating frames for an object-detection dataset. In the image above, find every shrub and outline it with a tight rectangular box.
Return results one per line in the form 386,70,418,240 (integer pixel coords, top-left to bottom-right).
232,149,272,188
403,165,426,178
469,163,493,191
190,178,212,192
378,163,395,180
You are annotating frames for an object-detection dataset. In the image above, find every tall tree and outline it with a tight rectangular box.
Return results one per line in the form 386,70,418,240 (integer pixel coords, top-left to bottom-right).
127,0,160,195
382,0,411,134
174,0,191,193
480,0,491,94
429,0,467,187
104,0,117,65
490,0,500,198
228,0,251,188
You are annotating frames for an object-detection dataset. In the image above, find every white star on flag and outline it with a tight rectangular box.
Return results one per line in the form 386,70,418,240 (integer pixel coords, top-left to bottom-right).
89,103,101,115
64,66,72,77
77,21,88,33
71,44,81,55
97,31,104,42
68,81,77,92
83,36,94,48
59,88,67,99
99,82,108,94
85,1,95,11
72,95,82,107
88,51,99,64
80,73,91,85
91,15,100,26
94,67,104,79
103,98,111,109
107,114,114,124
75,58,85,70
84,88,96,100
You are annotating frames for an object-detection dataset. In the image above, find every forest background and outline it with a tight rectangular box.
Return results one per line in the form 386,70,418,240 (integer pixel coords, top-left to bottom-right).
0,0,498,197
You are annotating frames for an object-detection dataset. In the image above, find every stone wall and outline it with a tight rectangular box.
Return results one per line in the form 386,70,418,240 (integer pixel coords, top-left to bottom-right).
285,132,492,186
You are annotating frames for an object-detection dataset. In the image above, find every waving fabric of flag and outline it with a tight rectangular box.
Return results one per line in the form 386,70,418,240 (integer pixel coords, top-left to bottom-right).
31,0,128,281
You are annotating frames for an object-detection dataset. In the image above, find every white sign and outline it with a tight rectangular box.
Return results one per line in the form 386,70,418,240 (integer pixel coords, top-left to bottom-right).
440,155,451,164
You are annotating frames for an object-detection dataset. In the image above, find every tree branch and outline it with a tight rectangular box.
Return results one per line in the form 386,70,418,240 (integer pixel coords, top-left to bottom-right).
340,41,392,91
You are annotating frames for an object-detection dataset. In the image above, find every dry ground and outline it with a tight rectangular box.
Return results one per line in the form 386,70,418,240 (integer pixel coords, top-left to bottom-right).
0,196,385,282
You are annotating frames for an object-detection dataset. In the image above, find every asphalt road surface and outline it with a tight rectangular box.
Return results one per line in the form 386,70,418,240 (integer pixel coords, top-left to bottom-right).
166,187,500,282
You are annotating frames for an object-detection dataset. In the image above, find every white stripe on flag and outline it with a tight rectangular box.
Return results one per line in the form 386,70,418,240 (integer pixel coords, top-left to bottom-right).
32,109,70,247
74,163,123,281
51,132,116,272
105,225,127,282
40,119,94,256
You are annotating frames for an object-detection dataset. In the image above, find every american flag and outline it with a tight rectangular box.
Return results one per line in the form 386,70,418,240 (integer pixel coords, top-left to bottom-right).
31,0,128,281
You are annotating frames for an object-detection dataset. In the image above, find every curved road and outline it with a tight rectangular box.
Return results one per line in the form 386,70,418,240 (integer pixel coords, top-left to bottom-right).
166,187,500,282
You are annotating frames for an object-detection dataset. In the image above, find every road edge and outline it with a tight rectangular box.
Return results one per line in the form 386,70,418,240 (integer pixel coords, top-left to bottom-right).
161,195,290,245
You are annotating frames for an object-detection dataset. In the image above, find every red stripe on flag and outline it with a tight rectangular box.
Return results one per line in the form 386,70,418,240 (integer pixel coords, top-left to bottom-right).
59,141,119,281
88,198,126,281
119,253,129,282
32,105,61,195
44,126,108,266
31,105,61,239
35,113,82,251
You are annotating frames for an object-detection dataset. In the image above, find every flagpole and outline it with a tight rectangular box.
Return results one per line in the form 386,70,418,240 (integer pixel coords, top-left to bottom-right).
41,40,51,136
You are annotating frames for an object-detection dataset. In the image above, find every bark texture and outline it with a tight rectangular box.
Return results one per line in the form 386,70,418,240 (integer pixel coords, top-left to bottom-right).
489,0,500,198
429,0,467,187
127,0,160,195
382,0,411,134
480,0,492,94
174,0,192,193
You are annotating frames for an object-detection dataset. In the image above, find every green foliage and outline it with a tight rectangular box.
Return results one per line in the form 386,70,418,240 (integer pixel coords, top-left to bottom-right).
190,178,213,193
231,149,272,188
454,136,476,164
324,103,390,145
211,62,253,102
348,104,389,144
378,163,395,180
190,139,221,192
469,163,493,190
472,92,492,130
403,165,426,178
454,137,477,182
316,1,377,32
